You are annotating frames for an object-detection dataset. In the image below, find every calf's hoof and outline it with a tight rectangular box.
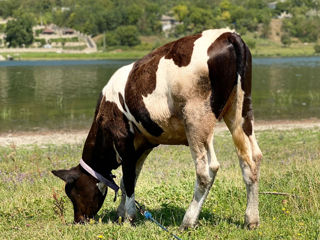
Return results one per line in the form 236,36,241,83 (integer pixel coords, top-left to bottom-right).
245,216,259,230
127,215,136,226
245,211,259,230
246,222,259,230
179,222,197,231
179,224,188,232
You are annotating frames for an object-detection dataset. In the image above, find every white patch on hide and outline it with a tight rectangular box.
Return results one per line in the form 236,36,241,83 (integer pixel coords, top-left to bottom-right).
101,62,145,134
102,63,134,112
113,142,123,164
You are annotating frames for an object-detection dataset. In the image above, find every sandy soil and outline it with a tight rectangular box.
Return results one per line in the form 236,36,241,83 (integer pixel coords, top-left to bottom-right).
0,119,319,147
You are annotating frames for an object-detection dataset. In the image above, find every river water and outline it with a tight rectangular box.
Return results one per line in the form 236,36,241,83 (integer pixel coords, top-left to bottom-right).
0,57,319,133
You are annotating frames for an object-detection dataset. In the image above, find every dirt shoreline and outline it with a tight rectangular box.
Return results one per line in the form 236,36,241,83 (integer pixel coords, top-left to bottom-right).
0,119,319,147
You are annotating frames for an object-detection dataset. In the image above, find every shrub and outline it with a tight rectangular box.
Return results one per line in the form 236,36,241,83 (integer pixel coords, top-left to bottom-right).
105,31,118,46
105,25,141,47
35,29,42,36
314,44,320,54
245,38,256,49
115,25,140,47
281,34,292,47
35,38,46,46
0,24,5,33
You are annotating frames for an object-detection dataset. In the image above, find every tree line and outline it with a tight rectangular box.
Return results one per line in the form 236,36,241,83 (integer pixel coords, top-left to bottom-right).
0,0,319,47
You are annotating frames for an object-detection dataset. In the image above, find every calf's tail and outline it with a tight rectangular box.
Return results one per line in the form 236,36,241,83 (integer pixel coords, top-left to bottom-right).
207,32,252,126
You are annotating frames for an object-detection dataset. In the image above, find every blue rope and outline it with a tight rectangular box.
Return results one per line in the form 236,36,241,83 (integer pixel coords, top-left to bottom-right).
136,201,183,240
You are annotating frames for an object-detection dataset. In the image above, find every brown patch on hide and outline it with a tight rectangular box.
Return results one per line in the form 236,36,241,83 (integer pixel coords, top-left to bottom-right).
125,33,202,136
165,33,202,67
82,96,130,172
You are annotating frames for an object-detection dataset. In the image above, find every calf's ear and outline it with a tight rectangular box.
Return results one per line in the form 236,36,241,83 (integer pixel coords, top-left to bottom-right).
51,167,80,183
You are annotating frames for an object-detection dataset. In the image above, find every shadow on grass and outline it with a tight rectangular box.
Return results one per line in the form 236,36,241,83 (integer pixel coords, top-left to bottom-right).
96,204,243,229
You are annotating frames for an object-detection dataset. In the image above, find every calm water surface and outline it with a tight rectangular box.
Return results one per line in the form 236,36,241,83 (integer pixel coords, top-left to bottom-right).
0,57,319,133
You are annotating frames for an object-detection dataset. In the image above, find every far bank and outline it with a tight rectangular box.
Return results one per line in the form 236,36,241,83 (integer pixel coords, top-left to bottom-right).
0,41,319,60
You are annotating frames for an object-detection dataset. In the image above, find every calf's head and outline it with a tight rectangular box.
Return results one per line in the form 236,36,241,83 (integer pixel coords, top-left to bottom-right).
52,166,107,223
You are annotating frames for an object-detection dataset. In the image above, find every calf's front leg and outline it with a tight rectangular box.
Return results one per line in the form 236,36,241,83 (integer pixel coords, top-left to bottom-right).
117,149,151,222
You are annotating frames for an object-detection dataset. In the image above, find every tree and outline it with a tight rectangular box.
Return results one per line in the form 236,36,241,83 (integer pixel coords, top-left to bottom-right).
172,4,189,22
5,16,34,47
282,15,320,42
184,7,216,34
115,25,140,46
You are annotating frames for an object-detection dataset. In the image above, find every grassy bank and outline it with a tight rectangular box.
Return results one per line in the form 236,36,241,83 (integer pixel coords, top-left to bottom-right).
1,41,319,60
0,50,150,60
0,128,319,239
251,39,317,57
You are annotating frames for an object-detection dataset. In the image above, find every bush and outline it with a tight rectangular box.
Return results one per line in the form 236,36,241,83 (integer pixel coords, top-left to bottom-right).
35,38,46,46
0,24,5,33
35,29,42,36
314,44,320,54
105,25,141,47
105,32,118,46
115,25,140,47
281,34,292,47
245,38,256,49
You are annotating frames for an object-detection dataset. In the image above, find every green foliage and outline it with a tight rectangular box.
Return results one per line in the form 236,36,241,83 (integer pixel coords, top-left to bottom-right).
105,26,141,47
172,5,189,22
314,44,320,54
116,25,141,47
281,34,292,47
5,15,34,47
35,29,42,36
245,38,256,49
274,0,320,43
105,31,119,46
34,38,46,46
0,24,5,33
0,0,319,46
282,15,319,42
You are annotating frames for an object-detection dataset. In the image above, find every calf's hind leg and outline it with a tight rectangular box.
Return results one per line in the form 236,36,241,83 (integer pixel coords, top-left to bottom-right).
180,101,219,229
223,82,262,229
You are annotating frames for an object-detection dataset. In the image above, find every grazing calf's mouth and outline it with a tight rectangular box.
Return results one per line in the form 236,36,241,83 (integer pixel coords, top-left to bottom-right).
52,165,109,223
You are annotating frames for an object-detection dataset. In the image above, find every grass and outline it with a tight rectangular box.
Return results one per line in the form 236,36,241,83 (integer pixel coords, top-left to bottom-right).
0,128,319,239
242,33,318,57
253,42,316,57
0,50,150,60
1,35,319,60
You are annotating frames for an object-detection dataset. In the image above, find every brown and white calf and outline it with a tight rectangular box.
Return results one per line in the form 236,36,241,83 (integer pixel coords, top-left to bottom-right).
52,28,262,229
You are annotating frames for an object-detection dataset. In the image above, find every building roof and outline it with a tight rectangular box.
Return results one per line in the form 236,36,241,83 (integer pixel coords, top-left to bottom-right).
42,28,55,34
